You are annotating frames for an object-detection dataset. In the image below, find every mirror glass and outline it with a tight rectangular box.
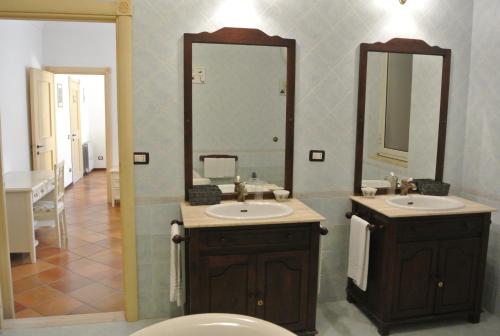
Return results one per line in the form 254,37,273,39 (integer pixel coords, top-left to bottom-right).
191,43,287,194
362,52,443,188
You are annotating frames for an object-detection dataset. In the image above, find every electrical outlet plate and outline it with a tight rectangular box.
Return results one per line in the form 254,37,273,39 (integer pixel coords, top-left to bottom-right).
134,152,149,165
309,150,325,162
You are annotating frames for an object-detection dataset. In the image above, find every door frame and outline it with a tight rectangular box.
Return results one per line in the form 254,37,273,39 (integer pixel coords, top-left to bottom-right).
45,67,114,203
0,0,138,324
68,77,83,184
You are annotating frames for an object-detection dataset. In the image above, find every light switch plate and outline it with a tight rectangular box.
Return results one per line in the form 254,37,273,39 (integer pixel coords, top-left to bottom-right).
309,150,325,162
192,66,206,84
134,152,149,165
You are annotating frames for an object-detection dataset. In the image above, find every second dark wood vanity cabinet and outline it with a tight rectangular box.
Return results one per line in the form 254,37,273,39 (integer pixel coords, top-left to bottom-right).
186,223,322,336
347,202,491,335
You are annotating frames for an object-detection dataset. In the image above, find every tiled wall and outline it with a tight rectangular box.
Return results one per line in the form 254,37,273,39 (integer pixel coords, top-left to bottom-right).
132,0,474,318
463,0,500,317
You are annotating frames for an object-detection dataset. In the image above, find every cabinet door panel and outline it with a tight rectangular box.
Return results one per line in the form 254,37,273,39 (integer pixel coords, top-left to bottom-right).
392,241,439,318
435,238,480,313
257,251,309,330
199,254,256,315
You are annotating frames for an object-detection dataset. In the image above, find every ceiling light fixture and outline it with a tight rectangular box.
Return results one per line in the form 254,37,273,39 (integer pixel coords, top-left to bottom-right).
400,0,407,4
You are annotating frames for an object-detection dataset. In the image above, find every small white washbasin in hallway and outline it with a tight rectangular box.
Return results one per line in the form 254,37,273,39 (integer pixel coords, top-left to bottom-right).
130,313,296,336
385,195,465,211
206,201,293,220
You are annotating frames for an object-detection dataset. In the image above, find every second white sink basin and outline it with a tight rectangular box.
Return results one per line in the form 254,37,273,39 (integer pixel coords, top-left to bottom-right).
206,202,293,220
385,195,465,211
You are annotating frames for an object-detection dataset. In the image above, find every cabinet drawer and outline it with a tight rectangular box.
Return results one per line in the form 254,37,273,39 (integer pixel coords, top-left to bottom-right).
397,217,483,241
198,226,311,251
32,187,43,203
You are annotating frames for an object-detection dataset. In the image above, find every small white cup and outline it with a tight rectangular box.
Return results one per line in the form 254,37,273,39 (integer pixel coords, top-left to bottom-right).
361,187,377,198
273,189,290,201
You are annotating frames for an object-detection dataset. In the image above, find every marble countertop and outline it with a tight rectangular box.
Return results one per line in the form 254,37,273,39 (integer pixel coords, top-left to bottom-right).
180,198,326,229
350,195,496,218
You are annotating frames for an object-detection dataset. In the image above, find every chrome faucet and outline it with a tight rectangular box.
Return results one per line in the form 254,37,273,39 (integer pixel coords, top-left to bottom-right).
400,178,417,196
234,176,247,202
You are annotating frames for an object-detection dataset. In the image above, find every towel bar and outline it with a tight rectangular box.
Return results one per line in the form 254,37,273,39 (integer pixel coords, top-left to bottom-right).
345,211,381,232
171,219,186,243
171,219,184,226
172,235,187,244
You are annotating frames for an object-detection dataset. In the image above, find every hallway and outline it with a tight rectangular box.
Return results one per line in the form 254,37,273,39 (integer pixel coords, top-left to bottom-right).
10,171,123,317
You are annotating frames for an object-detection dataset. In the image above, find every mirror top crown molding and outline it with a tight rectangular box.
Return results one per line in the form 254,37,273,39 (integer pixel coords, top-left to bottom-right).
361,38,451,55
184,27,295,46
354,37,452,195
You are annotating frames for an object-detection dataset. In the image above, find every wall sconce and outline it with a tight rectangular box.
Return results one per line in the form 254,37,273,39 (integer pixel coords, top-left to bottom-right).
399,0,407,4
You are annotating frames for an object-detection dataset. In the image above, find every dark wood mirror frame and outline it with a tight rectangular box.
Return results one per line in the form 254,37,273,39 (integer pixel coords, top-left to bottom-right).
353,38,452,195
184,27,296,200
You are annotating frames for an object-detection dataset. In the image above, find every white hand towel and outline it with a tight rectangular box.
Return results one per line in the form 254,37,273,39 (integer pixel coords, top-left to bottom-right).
347,215,371,291
222,158,236,178
204,158,224,178
170,223,185,306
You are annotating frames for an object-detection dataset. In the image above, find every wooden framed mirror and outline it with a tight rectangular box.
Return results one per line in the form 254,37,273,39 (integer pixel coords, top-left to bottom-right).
354,38,451,195
184,28,296,200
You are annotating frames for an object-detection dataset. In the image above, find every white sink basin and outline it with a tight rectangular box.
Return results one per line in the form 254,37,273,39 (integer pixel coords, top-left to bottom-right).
206,202,293,220
385,195,465,211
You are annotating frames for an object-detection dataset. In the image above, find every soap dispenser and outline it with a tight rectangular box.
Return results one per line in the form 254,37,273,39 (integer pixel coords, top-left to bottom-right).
387,172,398,194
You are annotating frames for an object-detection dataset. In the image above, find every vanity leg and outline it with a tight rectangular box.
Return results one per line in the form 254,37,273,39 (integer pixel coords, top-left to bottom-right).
29,249,37,264
468,312,481,324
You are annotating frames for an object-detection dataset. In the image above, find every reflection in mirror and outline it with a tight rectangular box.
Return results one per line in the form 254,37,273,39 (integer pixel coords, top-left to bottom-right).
362,51,443,187
192,43,287,194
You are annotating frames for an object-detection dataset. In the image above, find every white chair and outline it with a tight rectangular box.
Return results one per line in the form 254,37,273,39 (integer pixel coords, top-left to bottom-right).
33,161,68,248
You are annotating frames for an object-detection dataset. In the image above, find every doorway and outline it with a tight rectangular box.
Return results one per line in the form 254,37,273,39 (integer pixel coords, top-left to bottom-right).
0,11,136,324
11,67,120,317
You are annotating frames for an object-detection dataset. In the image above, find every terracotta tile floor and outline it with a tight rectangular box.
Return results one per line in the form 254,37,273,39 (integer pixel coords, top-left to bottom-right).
10,171,123,318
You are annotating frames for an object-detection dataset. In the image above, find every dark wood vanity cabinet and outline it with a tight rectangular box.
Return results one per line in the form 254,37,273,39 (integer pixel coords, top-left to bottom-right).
186,223,322,336
347,202,491,335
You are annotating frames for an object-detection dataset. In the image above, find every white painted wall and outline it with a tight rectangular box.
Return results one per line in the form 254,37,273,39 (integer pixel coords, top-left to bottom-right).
42,21,118,168
0,20,44,173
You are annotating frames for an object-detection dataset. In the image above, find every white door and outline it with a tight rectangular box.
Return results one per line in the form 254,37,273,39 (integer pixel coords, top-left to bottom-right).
29,69,57,171
69,79,84,183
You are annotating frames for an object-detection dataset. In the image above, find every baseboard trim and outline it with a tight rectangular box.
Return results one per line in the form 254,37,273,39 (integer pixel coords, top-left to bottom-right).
4,311,125,329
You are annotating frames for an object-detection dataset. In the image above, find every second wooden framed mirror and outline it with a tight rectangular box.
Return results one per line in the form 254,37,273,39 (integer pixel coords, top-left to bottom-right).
354,38,452,195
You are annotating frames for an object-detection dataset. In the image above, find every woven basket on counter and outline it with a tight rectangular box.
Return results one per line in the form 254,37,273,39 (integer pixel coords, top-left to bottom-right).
188,185,222,205
413,179,450,196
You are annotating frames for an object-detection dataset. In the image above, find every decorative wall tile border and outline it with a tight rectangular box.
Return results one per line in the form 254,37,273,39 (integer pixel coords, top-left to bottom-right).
462,188,500,203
